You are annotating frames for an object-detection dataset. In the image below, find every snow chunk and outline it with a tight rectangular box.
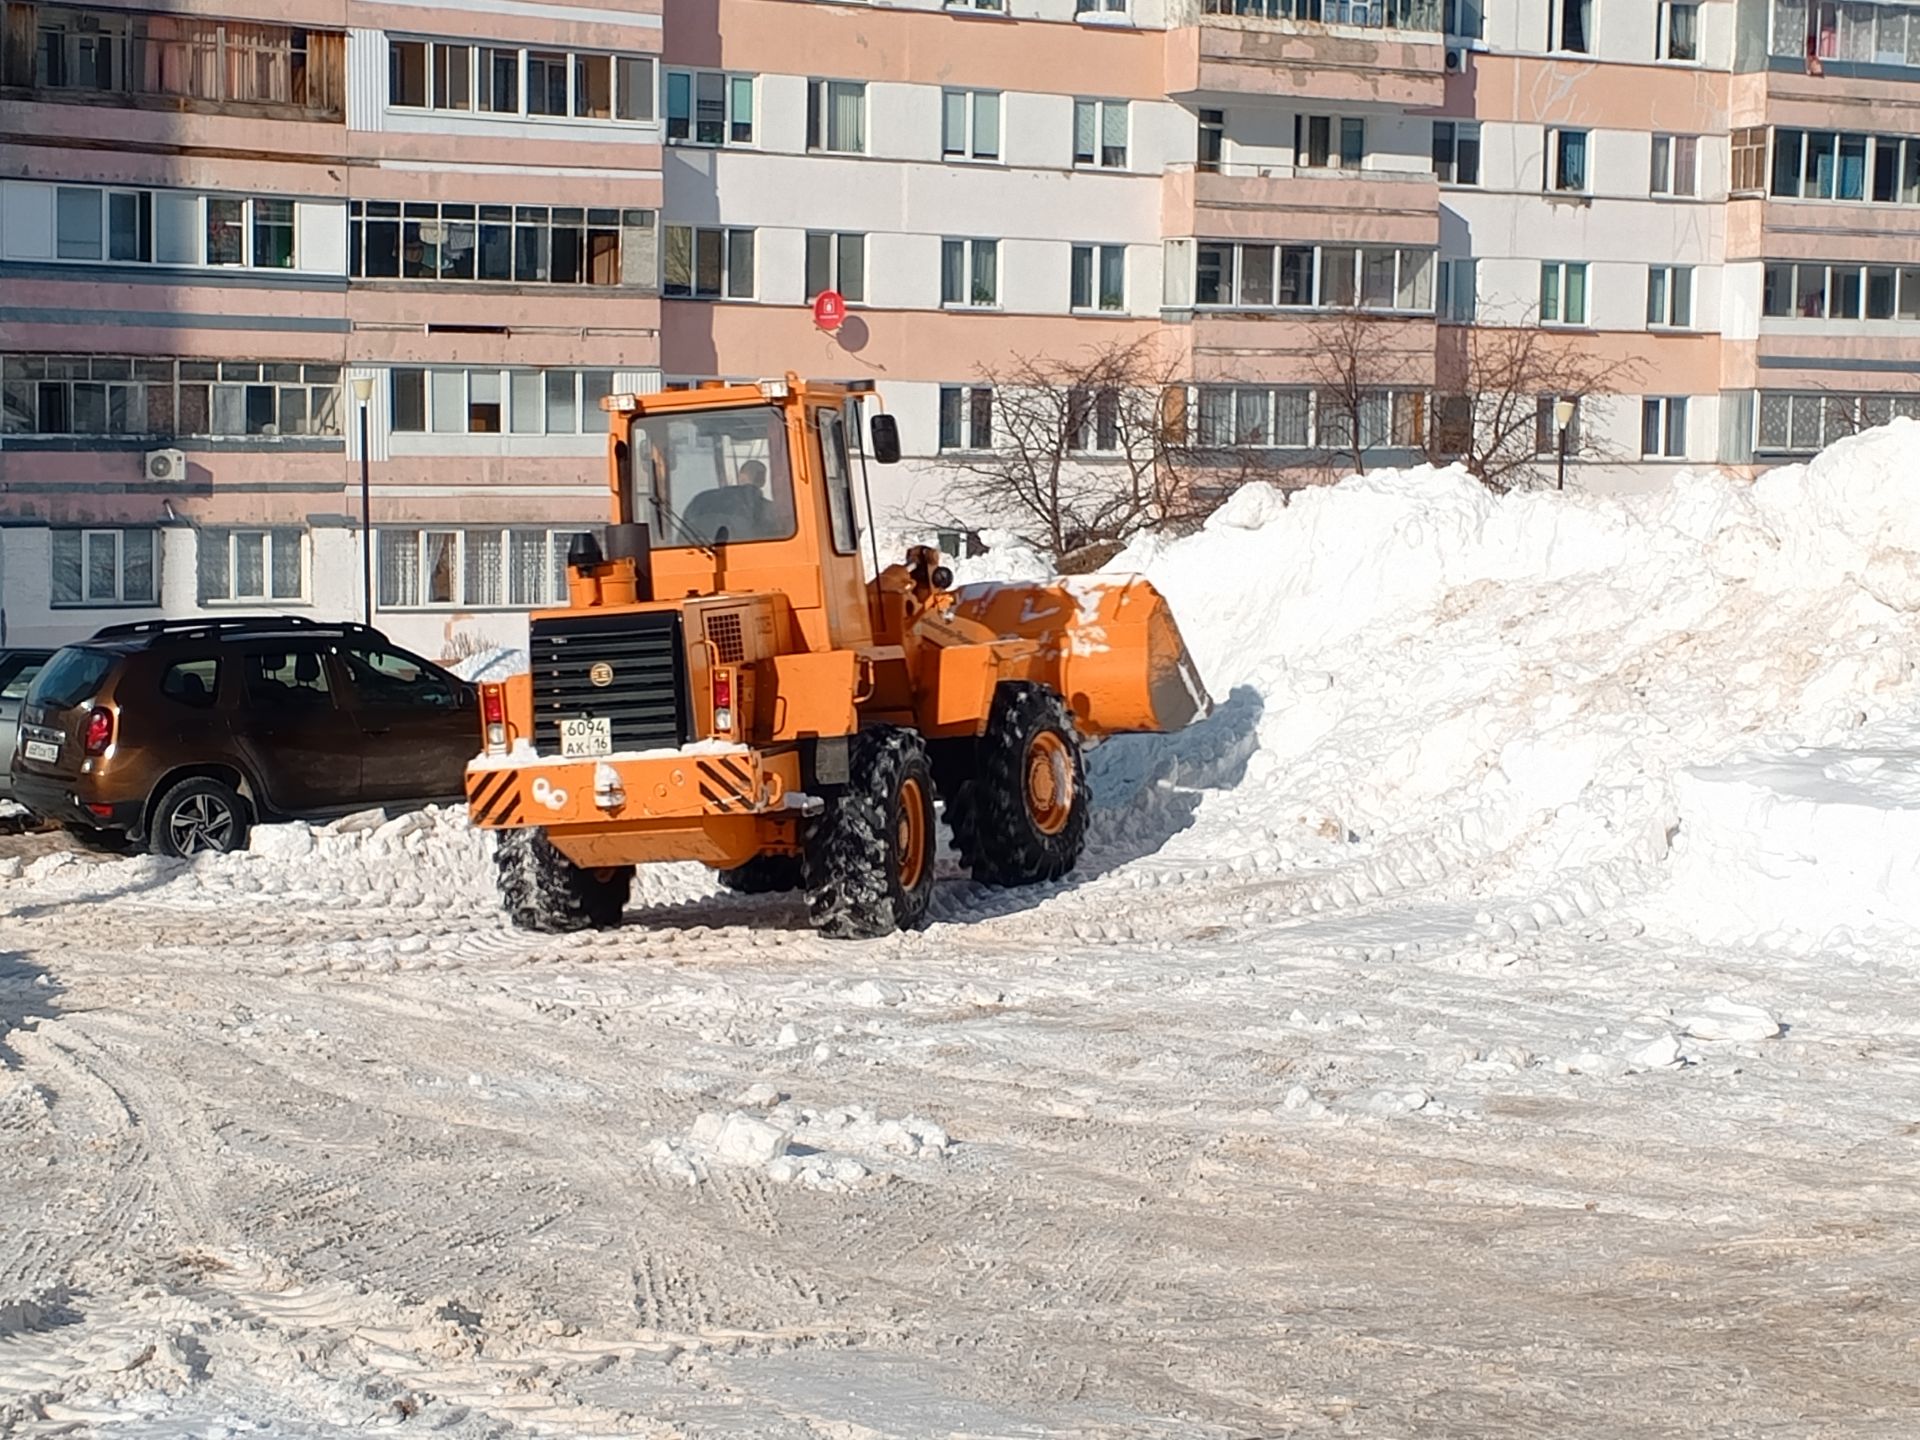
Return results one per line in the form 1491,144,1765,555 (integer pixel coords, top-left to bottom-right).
1681,997,1782,1043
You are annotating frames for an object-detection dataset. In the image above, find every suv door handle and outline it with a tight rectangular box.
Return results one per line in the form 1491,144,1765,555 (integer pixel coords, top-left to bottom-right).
363,726,392,735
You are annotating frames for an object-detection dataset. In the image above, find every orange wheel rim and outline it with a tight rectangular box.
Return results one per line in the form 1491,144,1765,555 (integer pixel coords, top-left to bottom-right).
896,777,929,890
1025,732,1074,836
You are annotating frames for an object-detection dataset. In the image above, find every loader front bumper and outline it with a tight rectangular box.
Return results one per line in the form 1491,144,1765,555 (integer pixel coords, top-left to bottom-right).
466,746,807,829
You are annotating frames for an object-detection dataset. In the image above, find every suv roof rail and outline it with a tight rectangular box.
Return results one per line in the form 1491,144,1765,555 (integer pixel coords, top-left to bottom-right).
88,615,385,642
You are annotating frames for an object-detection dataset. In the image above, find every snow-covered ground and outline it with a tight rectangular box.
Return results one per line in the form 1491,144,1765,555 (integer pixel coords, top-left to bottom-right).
8,428,1920,1436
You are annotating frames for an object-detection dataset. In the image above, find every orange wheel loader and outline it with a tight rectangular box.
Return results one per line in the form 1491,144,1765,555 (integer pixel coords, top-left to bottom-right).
465,375,1211,939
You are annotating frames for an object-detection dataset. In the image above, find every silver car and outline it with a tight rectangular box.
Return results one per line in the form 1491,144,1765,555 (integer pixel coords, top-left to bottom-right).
0,650,53,803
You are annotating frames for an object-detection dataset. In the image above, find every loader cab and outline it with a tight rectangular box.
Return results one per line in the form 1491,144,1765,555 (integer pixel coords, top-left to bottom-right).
613,379,881,653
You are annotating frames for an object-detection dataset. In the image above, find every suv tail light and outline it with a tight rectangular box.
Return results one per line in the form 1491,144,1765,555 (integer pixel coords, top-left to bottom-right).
83,706,113,756
481,683,507,754
712,671,733,733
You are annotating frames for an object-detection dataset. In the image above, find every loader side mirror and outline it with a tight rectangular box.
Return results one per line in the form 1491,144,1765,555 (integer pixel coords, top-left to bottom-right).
869,413,901,465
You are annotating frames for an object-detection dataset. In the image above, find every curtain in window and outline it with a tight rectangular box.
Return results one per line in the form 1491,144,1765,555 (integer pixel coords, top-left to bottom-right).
943,91,966,152
970,240,996,305
379,531,420,607
972,93,998,158
831,82,864,152
509,530,549,605
942,240,965,304
464,530,503,606
270,528,302,599
51,532,83,605
1101,102,1127,166
197,528,230,602
1074,100,1096,163
234,531,266,597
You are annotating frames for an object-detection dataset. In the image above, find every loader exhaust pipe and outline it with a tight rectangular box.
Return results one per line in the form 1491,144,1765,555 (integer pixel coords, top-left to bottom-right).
605,522,654,602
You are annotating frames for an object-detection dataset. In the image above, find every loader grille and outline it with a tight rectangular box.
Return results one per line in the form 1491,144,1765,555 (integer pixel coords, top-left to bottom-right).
530,610,691,754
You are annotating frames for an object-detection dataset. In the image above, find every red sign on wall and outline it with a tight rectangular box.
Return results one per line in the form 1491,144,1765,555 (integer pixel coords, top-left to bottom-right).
813,290,846,331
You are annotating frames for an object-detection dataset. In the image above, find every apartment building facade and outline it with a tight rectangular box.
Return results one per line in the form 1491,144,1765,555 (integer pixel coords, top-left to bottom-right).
2,0,1915,651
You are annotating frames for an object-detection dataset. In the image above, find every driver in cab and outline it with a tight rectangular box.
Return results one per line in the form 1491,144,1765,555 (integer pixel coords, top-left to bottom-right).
679,459,792,544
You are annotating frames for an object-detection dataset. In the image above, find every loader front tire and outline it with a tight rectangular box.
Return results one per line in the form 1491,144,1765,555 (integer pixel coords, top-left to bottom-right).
495,827,632,932
804,727,937,939
961,683,1088,888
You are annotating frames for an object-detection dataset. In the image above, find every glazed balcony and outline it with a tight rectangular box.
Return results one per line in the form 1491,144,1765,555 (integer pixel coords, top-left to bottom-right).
1166,0,1446,107
1164,162,1439,247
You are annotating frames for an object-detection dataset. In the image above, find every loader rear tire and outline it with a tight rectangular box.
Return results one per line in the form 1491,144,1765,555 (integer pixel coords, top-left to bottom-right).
804,727,936,939
715,854,803,894
495,827,632,932
959,683,1088,888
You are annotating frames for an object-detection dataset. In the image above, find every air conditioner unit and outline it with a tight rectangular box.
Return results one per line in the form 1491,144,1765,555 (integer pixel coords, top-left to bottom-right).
1445,46,1469,72
145,448,187,482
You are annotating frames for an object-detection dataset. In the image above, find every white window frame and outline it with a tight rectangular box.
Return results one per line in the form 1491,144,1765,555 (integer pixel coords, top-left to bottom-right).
1070,243,1127,312
1432,121,1480,186
390,39,655,124
942,88,1001,162
1657,1,1700,61
938,385,994,451
1073,97,1130,169
1551,0,1592,53
1646,264,1693,328
805,232,866,303
1075,0,1129,13
949,0,1005,12
664,68,753,146
203,195,296,269
1650,133,1699,196
376,526,576,610
388,367,612,435
204,528,307,603
1546,128,1590,192
1437,257,1476,323
1641,396,1688,458
807,78,868,155
663,225,756,300
53,185,157,264
51,528,158,607
940,237,999,308
1539,260,1589,325
1298,113,1365,171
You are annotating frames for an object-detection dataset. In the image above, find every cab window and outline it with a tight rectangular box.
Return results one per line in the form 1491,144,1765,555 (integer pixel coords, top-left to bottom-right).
817,407,859,556
630,404,796,548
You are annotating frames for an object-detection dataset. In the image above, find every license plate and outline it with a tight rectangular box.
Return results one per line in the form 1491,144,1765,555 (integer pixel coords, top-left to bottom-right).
559,717,611,759
23,740,58,763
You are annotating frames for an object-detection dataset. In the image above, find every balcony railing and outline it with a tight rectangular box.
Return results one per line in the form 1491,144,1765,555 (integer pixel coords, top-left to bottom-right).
1196,0,1441,33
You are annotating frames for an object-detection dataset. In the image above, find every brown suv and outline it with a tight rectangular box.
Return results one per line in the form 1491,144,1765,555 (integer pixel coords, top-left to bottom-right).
13,616,478,856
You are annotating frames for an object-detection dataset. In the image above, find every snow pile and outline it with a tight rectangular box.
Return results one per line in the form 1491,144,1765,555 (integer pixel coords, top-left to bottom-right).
648,1094,951,1193
1098,424,1920,939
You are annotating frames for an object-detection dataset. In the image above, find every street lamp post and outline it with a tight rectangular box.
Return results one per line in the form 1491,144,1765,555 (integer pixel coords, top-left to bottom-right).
350,375,375,624
1554,397,1577,492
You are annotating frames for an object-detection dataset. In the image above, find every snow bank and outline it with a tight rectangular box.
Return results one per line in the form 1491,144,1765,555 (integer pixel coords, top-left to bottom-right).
449,647,528,681
1095,423,1920,938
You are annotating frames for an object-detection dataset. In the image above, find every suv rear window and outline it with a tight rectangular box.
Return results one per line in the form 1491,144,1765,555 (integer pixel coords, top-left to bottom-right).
161,658,220,708
28,647,113,710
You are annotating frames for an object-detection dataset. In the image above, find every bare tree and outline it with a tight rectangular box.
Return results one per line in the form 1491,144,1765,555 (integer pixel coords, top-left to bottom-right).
929,337,1187,567
1427,312,1640,494
1302,309,1433,477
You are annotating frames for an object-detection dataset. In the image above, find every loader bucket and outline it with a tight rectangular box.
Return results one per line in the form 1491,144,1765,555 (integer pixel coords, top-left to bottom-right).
950,575,1212,737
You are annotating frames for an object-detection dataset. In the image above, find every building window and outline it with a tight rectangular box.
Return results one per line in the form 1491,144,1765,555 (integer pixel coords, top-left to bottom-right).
941,238,999,307
1432,121,1480,185
50,529,157,607
1533,395,1582,455
938,386,993,450
1073,98,1129,168
1641,397,1688,458
1649,134,1699,196
387,368,612,435
1762,261,1920,319
198,528,305,602
1198,108,1225,172
26,9,343,118
1071,244,1126,311
1770,128,1902,202
663,226,755,299
1189,242,1434,312
1772,0,1920,67
1444,0,1485,38
202,197,295,268
1731,126,1769,192
1,356,340,438
1552,0,1591,51
807,79,867,154
1758,390,1920,453
1547,128,1589,191
1298,114,1365,169
391,40,653,122
943,89,1001,161
1318,246,1433,310
378,528,576,609
664,69,752,145
949,0,1004,10
1438,258,1476,323
1646,265,1693,327
1194,386,1312,448
805,232,866,302
349,202,642,286
1658,2,1699,59
1076,0,1128,12
1539,262,1588,324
